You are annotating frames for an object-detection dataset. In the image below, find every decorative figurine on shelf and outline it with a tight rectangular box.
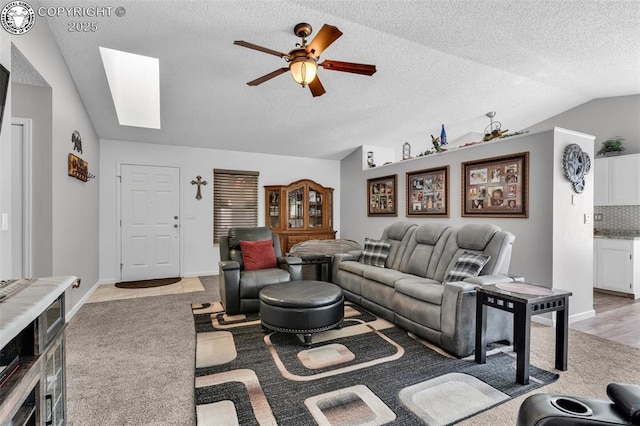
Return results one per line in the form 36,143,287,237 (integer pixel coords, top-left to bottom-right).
431,134,441,152
367,151,376,168
402,142,411,160
483,111,509,141
440,124,447,145
430,134,447,153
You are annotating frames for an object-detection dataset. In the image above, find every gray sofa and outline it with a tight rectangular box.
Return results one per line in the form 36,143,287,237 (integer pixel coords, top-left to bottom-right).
332,221,518,357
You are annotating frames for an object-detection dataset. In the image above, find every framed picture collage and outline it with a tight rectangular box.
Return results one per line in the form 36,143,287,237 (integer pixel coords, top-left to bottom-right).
367,151,529,219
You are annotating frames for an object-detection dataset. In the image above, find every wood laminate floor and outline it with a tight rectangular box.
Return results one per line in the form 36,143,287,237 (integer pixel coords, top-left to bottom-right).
570,290,640,349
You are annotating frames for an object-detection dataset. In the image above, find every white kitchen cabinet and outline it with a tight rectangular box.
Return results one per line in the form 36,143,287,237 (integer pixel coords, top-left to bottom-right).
594,238,640,298
594,154,640,206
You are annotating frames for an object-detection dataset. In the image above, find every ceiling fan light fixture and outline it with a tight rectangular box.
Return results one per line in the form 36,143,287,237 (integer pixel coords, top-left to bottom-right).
289,57,318,86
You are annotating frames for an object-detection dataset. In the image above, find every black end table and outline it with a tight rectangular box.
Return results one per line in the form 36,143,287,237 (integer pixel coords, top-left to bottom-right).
475,282,572,385
295,255,333,282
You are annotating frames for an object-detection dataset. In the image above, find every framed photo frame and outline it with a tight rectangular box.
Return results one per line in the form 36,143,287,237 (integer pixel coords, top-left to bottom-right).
367,174,397,217
406,165,449,217
462,151,529,218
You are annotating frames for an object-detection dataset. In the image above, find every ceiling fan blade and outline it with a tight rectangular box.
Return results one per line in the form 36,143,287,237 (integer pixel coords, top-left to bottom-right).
309,76,326,97
234,40,289,58
306,24,343,57
320,60,377,76
246,68,289,86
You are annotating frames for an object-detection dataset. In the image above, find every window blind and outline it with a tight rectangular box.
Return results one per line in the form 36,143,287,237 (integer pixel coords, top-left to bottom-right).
213,169,259,244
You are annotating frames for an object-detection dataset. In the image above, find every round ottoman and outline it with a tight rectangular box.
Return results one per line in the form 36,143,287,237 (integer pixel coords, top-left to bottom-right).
259,280,344,346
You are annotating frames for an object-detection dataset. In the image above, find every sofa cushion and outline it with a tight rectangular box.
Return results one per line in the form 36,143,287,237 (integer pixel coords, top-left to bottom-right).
443,252,491,283
395,278,444,305
340,260,367,276
380,222,417,269
363,268,415,287
457,223,500,251
360,238,391,268
240,239,277,270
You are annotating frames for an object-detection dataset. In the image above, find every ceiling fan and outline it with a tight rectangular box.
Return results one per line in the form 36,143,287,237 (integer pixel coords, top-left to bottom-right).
234,23,377,97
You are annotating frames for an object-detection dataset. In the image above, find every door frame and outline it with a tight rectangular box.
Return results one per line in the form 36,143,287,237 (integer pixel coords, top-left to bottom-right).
116,162,182,282
12,117,33,277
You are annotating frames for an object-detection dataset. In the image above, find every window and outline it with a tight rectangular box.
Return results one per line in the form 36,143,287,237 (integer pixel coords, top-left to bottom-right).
213,169,259,244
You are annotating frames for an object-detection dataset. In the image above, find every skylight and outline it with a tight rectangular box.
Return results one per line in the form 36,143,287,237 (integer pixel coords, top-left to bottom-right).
99,47,160,129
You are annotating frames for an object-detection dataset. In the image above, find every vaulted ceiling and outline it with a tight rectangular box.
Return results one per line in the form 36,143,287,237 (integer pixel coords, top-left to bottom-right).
40,0,640,160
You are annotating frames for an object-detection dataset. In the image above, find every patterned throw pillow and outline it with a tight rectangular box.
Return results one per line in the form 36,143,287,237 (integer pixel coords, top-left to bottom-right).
443,252,491,283
359,238,391,268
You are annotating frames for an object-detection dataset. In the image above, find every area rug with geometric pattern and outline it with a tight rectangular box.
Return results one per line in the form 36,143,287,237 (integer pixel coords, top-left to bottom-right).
191,301,558,425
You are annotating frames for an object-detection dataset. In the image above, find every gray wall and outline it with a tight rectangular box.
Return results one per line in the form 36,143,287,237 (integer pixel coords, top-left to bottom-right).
2,19,101,318
526,94,640,154
12,83,53,277
339,128,594,320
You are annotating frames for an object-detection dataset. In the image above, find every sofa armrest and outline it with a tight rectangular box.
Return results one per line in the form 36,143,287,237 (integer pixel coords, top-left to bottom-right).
463,274,515,286
441,281,477,338
280,255,302,281
219,261,241,314
332,251,361,281
220,260,240,271
280,255,302,266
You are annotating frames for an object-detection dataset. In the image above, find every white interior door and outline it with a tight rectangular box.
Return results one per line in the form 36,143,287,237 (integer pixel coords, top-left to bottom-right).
121,165,180,281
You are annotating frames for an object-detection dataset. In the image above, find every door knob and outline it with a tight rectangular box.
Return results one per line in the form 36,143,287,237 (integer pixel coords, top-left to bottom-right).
174,216,179,220
173,224,179,228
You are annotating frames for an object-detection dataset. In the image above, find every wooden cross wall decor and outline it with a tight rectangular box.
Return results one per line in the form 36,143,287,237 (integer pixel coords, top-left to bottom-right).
191,175,207,200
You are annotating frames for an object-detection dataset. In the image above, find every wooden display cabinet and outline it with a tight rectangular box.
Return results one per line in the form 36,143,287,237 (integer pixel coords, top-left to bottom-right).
265,179,336,253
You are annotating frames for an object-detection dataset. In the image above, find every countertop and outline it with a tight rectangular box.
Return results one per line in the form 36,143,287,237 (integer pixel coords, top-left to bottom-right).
0,276,78,349
594,230,640,240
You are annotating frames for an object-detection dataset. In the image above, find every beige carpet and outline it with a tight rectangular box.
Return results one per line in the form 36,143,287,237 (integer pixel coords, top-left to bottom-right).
66,276,640,425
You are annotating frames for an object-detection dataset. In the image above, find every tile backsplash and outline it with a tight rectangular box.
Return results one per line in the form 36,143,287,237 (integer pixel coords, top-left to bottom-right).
594,205,640,231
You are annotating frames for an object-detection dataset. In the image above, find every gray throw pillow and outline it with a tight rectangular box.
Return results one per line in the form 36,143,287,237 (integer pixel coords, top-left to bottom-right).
359,238,391,268
443,252,491,283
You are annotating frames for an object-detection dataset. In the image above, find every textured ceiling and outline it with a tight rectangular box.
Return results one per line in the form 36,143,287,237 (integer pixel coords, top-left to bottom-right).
40,0,640,160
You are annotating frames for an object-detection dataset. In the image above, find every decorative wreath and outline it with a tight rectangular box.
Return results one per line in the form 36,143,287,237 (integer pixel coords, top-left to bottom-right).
562,144,591,193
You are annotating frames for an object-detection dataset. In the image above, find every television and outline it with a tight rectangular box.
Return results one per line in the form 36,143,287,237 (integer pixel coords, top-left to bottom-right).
0,63,9,136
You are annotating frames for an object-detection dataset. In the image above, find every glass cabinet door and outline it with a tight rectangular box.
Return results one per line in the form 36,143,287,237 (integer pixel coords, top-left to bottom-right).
45,339,65,426
308,189,324,228
267,189,280,228
288,188,304,228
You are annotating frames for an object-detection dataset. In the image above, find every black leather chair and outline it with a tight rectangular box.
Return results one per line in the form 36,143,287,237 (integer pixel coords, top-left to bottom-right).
218,227,302,314
517,383,640,425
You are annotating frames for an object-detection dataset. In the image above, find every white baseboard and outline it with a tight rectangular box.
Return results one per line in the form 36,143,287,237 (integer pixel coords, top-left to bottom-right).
66,279,103,322
569,309,596,323
531,308,596,328
182,271,217,278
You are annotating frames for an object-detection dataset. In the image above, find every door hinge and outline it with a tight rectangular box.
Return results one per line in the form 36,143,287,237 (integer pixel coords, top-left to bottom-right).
120,263,123,270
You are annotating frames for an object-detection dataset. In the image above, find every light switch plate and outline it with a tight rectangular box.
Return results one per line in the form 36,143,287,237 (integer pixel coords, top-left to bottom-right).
594,213,603,221
584,213,592,224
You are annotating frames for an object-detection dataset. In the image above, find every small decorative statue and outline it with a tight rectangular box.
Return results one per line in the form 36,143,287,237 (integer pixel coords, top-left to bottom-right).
431,135,442,152
71,130,83,154
367,151,376,168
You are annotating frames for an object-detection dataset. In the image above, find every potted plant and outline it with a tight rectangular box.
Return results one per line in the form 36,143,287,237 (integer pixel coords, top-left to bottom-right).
597,137,625,157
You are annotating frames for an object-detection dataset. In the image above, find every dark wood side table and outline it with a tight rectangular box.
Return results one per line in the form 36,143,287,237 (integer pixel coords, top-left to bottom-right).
475,282,572,385
295,255,333,282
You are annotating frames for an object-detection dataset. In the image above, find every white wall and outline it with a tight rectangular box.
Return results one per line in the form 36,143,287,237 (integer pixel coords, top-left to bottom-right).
1,14,100,317
552,128,595,322
99,139,340,283
339,128,594,321
12,83,53,277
